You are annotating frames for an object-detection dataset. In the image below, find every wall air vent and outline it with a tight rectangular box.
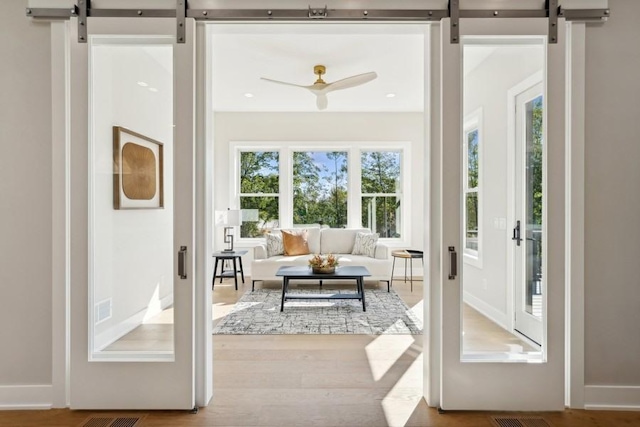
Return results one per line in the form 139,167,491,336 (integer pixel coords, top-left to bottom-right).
94,298,112,325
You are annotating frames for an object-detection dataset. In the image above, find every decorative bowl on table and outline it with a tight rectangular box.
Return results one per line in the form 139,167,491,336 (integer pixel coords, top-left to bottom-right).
308,253,339,274
312,266,335,274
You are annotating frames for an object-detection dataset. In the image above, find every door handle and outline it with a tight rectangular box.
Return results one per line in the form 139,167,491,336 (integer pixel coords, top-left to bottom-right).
178,246,187,279
448,246,457,280
512,220,522,246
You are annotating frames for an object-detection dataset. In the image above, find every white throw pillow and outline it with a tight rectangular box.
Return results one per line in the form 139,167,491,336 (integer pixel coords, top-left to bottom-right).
352,232,379,258
265,233,284,257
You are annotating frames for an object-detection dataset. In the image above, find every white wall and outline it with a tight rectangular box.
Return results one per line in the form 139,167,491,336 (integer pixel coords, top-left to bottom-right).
213,112,425,274
91,45,174,349
0,0,52,387
584,0,640,388
462,47,543,327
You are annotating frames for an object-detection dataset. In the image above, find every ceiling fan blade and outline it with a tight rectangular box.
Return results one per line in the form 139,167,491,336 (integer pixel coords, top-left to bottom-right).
260,77,311,89
316,94,328,110
323,72,377,93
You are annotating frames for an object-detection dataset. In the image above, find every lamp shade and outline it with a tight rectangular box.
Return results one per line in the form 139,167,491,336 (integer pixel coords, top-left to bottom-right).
215,209,242,227
225,209,242,227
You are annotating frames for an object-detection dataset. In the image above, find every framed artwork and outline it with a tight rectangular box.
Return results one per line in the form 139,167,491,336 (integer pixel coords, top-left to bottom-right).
113,126,164,209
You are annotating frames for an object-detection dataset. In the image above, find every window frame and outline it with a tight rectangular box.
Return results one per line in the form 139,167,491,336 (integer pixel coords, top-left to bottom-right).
230,141,411,246
463,108,483,267
235,146,282,238
360,149,403,239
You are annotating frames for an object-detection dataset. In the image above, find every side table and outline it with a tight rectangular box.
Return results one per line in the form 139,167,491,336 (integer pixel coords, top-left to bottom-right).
390,249,424,292
212,250,247,290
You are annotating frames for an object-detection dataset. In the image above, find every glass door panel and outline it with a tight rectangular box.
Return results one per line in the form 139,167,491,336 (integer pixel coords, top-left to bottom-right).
461,42,544,360
525,94,543,320
515,84,544,345
90,40,175,358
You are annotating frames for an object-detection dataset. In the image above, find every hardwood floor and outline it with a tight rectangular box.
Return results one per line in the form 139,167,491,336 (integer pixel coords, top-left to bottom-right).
4,278,638,426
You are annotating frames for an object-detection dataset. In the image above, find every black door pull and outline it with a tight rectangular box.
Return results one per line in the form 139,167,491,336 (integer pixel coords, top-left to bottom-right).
512,220,522,246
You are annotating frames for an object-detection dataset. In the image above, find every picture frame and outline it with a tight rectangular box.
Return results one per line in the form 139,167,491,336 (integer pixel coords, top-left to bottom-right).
113,126,164,209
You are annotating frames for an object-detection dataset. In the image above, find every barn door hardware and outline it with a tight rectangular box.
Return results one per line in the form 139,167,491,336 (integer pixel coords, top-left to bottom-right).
25,1,611,45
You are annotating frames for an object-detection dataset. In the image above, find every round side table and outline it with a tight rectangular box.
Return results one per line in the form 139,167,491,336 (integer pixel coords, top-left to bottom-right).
390,249,424,292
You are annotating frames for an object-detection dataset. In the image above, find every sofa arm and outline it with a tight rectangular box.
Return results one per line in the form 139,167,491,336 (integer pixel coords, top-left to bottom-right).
254,244,268,260
374,243,389,260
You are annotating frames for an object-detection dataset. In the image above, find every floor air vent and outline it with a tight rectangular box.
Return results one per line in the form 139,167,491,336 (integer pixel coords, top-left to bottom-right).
490,416,552,427
80,414,146,427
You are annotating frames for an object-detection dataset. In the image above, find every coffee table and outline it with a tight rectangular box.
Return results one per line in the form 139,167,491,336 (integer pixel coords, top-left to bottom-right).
275,266,371,312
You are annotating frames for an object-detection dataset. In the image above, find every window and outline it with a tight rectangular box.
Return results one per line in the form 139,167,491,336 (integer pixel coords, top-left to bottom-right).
238,151,279,237
293,151,348,228
233,143,410,241
463,110,481,259
361,151,402,237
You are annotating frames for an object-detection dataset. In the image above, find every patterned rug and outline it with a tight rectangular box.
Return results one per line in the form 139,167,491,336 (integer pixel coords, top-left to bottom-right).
213,289,423,335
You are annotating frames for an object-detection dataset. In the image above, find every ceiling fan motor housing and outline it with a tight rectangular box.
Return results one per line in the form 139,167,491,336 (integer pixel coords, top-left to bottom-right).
314,64,326,83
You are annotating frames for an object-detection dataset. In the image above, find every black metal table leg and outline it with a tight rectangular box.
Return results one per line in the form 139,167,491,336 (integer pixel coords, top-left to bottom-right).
390,256,396,291
238,256,245,283
232,257,238,290
212,258,219,289
410,257,414,292
360,277,366,311
280,277,288,312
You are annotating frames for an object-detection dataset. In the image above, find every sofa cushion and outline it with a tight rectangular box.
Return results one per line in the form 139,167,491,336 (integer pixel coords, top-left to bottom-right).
271,227,321,255
352,232,379,258
265,233,284,257
282,229,311,256
320,228,370,254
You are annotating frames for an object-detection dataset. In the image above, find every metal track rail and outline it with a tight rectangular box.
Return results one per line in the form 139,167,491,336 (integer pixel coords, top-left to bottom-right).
25,2,610,44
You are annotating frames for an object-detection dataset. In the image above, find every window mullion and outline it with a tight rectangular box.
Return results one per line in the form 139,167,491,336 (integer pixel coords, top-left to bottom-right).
350,148,361,228
281,147,292,229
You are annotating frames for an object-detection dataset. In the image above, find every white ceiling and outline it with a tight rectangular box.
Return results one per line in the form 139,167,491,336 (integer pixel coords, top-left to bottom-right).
210,24,426,112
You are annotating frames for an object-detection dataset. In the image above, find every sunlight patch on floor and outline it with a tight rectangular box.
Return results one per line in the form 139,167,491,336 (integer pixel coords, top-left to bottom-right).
381,352,424,427
408,298,424,324
212,302,237,321
365,333,414,381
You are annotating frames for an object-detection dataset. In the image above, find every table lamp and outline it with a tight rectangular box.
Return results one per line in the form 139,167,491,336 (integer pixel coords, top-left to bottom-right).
215,209,242,252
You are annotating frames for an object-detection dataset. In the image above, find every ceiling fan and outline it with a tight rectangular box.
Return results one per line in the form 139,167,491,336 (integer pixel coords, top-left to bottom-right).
261,65,377,110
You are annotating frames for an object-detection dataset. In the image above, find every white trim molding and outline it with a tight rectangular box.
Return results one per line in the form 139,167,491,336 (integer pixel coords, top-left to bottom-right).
565,21,586,410
0,385,52,410
584,385,640,411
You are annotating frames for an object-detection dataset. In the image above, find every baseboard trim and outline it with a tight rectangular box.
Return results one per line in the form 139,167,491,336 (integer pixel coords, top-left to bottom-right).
0,385,52,410
462,290,508,330
95,294,173,351
584,385,640,411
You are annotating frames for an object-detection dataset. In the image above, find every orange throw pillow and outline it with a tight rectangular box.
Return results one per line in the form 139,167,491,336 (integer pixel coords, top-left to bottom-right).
281,229,310,256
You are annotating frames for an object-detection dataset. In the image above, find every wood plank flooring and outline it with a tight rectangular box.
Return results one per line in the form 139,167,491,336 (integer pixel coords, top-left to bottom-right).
2,278,638,426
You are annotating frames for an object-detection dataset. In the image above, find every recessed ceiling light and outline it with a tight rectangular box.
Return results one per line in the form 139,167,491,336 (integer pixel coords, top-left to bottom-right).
137,81,148,87
148,87,158,92
386,93,396,98
244,93,254,98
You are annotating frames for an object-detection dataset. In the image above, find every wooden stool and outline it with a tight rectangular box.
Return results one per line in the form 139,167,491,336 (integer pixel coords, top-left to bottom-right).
390,249,424,292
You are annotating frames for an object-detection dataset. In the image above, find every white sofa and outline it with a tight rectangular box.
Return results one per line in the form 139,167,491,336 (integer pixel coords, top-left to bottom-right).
251,227,391,290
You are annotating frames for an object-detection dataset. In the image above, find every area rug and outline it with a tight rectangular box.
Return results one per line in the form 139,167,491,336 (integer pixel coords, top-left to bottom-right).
213,289,423,335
